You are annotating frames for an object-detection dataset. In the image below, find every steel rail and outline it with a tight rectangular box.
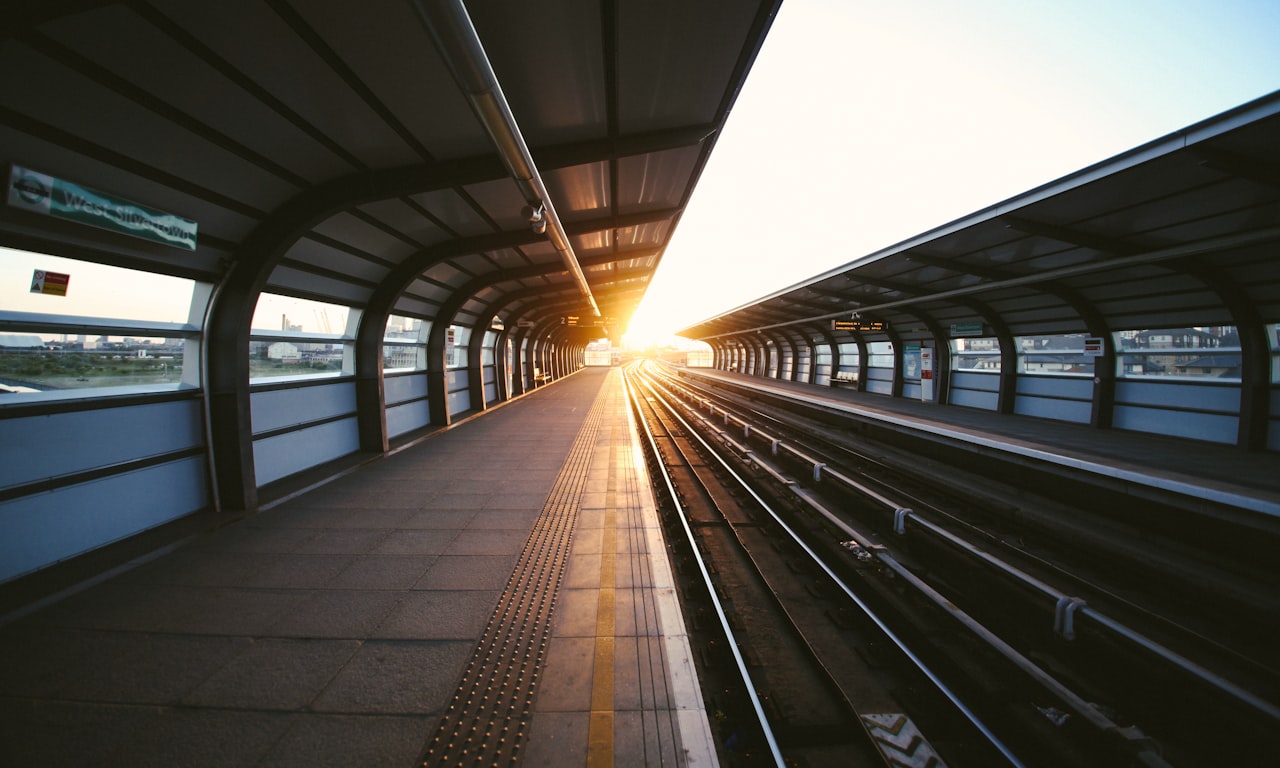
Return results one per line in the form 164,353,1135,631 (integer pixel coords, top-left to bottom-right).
656,364,1280,726
623,368,786,767
632,364,1024,766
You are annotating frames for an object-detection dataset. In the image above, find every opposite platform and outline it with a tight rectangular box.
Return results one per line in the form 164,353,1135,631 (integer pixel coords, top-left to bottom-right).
0,367,712,767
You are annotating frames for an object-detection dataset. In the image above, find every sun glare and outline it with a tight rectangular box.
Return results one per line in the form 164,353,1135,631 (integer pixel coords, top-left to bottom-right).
622,303,682,350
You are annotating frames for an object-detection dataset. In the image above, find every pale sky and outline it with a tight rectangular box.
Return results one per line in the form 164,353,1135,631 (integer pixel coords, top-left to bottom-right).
625,0,1280,345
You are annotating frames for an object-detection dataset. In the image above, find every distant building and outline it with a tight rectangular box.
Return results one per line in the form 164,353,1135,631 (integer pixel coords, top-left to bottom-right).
267,342,301,361
0,334,44,348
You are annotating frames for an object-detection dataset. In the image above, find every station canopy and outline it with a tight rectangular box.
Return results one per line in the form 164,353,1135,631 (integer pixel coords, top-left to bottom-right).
680,93,1280,346
1,1,781,338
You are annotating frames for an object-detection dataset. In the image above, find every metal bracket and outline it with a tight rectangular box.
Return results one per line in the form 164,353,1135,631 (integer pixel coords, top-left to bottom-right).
893,507,912,534
1054,596,1087,640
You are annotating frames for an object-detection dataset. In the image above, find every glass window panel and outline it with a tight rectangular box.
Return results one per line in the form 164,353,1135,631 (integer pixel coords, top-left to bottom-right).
383,315,427,372
867,341,894,368
1116,327,1240,381
1014,334,1093,376
0,333,188,393
951,336,1002,372
1270,324,1280,384
249,340,345,381
1,247,199,324
252,293,349,335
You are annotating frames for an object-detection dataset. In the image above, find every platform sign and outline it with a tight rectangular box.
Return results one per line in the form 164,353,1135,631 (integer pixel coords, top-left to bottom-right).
920,347,934,402
950,322,983,337
1083,337,1105,357
833,319,885,332
7,165,198,251
30,269,70,296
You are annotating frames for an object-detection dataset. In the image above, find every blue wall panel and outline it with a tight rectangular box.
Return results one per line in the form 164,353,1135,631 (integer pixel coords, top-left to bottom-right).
387,399,431,438
1113,405,1237,443
250,381,356,435
866,380,893,396
952,371,1000,392
385,373,427,406
1015,396,1092,423
1017,376,1093,399
0,456,209,583
253,417,359,486
448,388,472,416
1,399,204,490
951,388,999,410
1114,380,1239,412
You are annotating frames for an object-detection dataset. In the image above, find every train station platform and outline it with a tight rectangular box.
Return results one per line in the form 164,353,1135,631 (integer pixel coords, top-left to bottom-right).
679,368,1280,518
0,368,714,767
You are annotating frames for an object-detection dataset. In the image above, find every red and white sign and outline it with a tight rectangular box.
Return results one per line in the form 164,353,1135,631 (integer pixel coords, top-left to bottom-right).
30,269,70,296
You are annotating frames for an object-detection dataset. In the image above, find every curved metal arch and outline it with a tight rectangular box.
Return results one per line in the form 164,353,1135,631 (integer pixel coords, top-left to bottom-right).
1166,257,1270,449
802,322,839,385
206,158,511,511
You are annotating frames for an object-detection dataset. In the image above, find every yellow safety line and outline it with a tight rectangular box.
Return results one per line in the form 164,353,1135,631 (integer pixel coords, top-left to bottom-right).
587,434,619,767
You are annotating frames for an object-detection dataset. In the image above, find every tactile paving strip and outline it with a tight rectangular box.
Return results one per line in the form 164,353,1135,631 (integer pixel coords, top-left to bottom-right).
421,390,606,766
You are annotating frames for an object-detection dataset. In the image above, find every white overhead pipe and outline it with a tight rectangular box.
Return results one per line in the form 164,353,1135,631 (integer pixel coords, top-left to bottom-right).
410,0,601,317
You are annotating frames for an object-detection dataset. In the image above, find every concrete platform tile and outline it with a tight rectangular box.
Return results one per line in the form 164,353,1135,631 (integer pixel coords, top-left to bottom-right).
549,587,599,638
614,708,682,768
261,713,432,768
521,710,589,767
235,554,355,589
531,636,595,712
101,706,293,768
615,552,656,589
267,589,403,639
570,526,603,555
183,637,361,710
578,490,612,510
263,506,416,530
312,639,474,715
0,697,161,767
327,555,436,590
371,528,461,555
468,508,541,529
171,587,307,636
0,626,249,704
413,554,516,590
482,493,545,511
372,590,498,640
561,552,603,589
292,528,393,555
399,508,478,529
613,588,662,638
445,528,530,556
612,635,674,712
32,581,201,633
415,492,491,511
112,549,263,588
200,524,317,554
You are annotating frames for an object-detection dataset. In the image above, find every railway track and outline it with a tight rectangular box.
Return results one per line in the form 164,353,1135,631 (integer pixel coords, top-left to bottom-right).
624,361,1280,767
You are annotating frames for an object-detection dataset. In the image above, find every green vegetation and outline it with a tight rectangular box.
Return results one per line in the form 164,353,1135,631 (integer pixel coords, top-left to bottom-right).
0,349,181,389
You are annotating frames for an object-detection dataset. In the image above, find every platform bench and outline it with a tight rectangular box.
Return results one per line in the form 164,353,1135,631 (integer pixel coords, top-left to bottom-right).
829,373,858,387
532,367,551,386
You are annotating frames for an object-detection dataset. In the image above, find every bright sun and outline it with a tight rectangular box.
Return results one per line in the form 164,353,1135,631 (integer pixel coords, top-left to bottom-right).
622,304,681,349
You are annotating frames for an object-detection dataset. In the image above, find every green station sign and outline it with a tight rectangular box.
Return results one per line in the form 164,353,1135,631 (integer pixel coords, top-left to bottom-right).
7,164,198,251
